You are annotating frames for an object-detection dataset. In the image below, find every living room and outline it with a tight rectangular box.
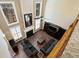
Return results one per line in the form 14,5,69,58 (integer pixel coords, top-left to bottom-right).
0,0,79,58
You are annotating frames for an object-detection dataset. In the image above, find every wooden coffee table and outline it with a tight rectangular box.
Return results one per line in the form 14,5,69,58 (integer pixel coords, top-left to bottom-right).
37,38,45,44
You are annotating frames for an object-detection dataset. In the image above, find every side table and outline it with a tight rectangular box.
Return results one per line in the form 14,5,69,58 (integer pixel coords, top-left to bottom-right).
37,51,44,58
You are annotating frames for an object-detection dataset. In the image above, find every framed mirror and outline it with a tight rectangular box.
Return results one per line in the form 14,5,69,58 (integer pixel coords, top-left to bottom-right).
24,13,32,28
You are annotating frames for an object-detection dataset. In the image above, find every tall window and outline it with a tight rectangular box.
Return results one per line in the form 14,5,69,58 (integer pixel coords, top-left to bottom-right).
35,19,41,30
35,2,42,31
36,3,40,16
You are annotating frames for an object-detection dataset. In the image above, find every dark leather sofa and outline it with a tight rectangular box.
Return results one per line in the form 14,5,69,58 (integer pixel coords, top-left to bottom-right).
22,39,38,58
40,38,58,56
44,22,66,40
40,22,66,56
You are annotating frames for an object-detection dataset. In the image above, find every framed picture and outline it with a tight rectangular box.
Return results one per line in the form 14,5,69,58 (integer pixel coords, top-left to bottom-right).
24,13,32,28
0,2,19,26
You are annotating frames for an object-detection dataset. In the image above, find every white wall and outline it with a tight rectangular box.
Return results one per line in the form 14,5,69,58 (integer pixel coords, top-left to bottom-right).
44,0,79,29
20,0,34,34
20,0,33,14
0,29,11,58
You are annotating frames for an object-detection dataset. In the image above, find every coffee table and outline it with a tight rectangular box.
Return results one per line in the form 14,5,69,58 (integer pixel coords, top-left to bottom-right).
37,38,45,44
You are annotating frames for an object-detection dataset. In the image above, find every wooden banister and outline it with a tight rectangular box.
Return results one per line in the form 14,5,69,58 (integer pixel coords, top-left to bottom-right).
47,17,78,58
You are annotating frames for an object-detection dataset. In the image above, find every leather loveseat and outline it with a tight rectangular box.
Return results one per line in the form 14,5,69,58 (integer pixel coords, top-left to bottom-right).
22,39,38,58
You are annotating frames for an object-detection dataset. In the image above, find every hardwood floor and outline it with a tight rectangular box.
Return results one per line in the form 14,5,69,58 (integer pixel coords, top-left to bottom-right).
47,17,78,58
61,21,79,58
14,30,53,58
